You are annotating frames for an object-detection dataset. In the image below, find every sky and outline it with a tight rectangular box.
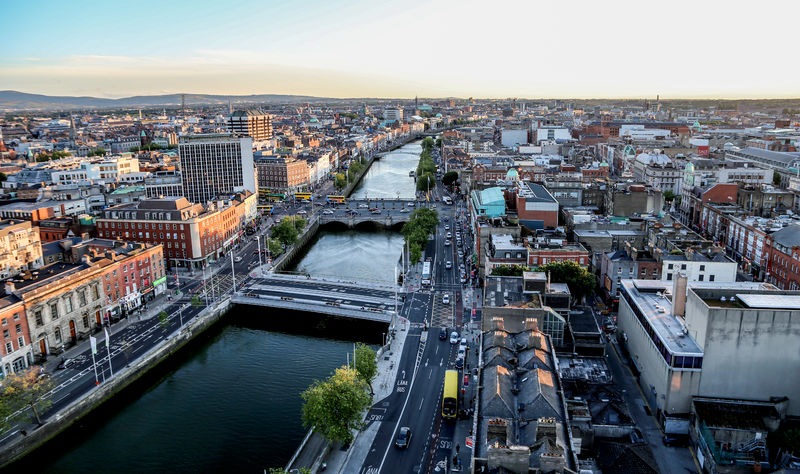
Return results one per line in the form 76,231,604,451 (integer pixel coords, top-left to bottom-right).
2,0,799,99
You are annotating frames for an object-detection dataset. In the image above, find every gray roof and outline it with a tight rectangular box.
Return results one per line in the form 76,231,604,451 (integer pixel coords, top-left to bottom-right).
771,224,800,248
481,364,516,418
517,368,562,422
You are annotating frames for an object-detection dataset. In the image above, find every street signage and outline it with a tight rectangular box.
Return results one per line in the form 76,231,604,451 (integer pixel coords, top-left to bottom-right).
465,436,474,448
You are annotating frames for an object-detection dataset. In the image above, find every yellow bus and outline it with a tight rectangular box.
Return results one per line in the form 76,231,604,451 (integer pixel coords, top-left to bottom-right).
442,369,458,419
294,192,312,201
257,205,273,214
327,195,346,204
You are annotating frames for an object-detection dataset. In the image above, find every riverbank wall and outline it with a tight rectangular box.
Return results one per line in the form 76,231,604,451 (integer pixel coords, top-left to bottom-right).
0,298,233,468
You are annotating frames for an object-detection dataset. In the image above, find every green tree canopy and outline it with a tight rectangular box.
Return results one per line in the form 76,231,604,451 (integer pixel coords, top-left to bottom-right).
334,172,347,190
158,310,169,328
292,216,307,232
353,343,378,393
491,265,526,276
86,148,107,157
0,172,7,183
301,366,371,444
272,220,300,246
416,172,436,192
442,171,459,187
267,237,283,256
534,261,595,305
662,190,675,201
435,138,442,148
421,136,435,153
2,367,55,426
401,207,439,263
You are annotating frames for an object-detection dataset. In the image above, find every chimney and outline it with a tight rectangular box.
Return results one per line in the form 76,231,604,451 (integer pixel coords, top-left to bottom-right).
672,272,688,317
685,248,695,261
631,246,638,261
4,281,15,295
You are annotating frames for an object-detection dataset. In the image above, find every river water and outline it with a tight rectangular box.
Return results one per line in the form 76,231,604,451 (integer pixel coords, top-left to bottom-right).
32,141,420,473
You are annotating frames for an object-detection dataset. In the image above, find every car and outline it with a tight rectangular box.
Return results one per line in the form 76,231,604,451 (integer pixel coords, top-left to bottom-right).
432,204,437,208
445,261,452,269
662,434,688,447
400,208,410,213
56,358,75,370
371,209,381,214
395,427,412,448
407,202,415,207
297,210,308,215
322,209,334,215
443,294,450,304
445,225,450,231
439,329,448,340
301,199,310,203
455,357,464,369
358,203,369,208
234,256,243,262
443,216,449,222
449,331,459,344
446,232,452,239
445,239,451,246
457,250,464,258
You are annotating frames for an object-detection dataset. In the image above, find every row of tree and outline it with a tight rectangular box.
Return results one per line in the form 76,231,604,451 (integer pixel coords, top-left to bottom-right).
271,215,307,247
301,343,377,445
416,138,437,192
401,207,439,264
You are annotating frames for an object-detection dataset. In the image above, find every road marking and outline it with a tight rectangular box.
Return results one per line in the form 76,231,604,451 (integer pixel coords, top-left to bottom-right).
419,397,424,411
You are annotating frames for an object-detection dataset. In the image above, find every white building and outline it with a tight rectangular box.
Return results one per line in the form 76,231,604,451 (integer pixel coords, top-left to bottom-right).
660,248,737,283
535,127,571,144
383,108,403,122
501,129,528,148
178,134,255,204
633,152,682,194
618,278,800,419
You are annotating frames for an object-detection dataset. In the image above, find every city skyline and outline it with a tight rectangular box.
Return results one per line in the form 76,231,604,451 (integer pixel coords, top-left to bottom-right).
3,0,799,100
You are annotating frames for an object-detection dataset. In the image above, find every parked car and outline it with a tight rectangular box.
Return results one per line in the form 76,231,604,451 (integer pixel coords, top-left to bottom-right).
445,239,451,246
358,203,369,208
395,427,412,448
443,294,450,304
455,357,464,369
449,331,459,344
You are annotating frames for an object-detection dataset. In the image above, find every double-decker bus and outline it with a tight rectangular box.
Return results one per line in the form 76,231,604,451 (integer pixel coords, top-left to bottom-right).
259,190,286,201
257,205,273,215
421,260,432,286
442,370,458,419
294,192,312,201
327,195,346,204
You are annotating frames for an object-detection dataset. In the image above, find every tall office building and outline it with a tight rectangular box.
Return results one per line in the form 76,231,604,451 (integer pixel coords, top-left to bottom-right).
178,134,255,204
227,110,273,144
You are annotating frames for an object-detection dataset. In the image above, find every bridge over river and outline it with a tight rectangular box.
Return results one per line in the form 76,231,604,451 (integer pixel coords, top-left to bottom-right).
232,273,401,323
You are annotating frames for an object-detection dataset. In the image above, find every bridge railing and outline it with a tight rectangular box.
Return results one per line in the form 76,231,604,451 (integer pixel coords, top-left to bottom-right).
254,271,401,292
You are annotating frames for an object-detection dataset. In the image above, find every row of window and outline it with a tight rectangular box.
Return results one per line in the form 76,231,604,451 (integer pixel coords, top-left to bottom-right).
104,221,183,230
3,336,25,356
34,285,100,327
620,285,703,370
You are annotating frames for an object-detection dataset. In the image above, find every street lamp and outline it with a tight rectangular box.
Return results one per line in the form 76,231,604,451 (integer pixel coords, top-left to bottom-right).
255,234,263,275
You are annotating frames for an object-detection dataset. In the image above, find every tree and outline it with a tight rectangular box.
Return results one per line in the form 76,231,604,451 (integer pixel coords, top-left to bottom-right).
301,366,371,444
273,220,299,246
334,173,347,190
0,172,6,183
2,367,55,426
401,207,439,264
292,216,307,232
534,261,595,305
442,171,459,187
774,173,782,186
421,137,435,153
353,343,377,394
416,172,436,192
663,190,675,202
158,310,169,329
87,147,107,157
191,295,203,306
435,138,442,148
267,237,283,256
491,265,526,276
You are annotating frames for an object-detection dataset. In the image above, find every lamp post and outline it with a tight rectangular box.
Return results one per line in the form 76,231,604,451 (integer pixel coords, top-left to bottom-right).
230,251,236,294
255,234,263,274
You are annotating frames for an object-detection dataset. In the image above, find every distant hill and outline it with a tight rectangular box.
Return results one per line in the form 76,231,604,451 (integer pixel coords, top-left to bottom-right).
0,90,337,111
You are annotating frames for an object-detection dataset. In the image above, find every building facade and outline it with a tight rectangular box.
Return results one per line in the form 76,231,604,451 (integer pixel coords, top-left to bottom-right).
179,134,256,204
0,220,44,279
227,110,273,144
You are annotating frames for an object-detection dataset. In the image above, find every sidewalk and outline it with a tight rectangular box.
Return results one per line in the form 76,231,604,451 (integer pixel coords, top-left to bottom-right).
42,289,184,374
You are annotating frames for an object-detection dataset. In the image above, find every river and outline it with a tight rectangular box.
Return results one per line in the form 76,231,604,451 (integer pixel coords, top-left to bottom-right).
31,141,420,473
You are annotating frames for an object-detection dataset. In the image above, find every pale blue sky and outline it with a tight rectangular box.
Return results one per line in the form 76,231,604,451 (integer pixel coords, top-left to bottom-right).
2,0,799,99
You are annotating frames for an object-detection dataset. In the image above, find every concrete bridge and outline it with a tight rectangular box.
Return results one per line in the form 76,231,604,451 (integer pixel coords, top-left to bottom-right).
232,273,400,324
318,212,410,229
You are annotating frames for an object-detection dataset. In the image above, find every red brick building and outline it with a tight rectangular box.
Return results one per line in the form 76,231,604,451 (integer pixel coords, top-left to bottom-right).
0,296,33,377
96,192,257,269
527,242,590,268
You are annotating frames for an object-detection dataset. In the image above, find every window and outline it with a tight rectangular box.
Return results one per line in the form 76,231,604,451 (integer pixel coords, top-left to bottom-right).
79,290,87,306
51,304,59,320
681,264,687,270
0,318,5,326
92,285,100,300
667,273,673,281
5,342,11,354
65,295,73,313
3,329,8,338
668,264,673,270
15,324,21,333
699,265,705,271
709,275,715,282
83,314,89,329
13,313,18,320
54,327,62,344
698,275,704,281
35,311,43,327
17,336,24,348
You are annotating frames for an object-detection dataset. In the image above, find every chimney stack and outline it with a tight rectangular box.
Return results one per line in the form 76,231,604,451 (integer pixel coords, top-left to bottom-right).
672,272,688,317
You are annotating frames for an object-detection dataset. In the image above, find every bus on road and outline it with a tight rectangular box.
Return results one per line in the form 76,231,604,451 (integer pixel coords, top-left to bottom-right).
257,205,273,215
327,195,346,204
421,260,432,286
294,192,312,201
442,370,458,419
259,190,285,201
